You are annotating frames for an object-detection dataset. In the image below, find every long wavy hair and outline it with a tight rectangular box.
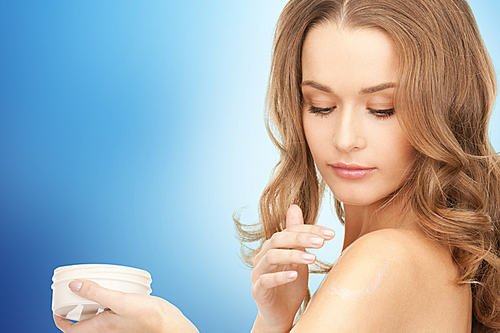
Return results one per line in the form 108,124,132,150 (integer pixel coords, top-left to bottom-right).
234,0,500,331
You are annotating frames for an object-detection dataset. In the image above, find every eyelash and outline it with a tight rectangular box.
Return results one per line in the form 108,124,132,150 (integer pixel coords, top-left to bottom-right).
307,106,395,120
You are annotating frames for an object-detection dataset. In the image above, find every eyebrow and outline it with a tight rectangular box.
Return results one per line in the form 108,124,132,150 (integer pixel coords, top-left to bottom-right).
301,81,396,95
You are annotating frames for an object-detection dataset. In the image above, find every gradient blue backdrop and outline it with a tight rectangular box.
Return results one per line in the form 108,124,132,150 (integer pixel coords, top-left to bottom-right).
0,1,498,332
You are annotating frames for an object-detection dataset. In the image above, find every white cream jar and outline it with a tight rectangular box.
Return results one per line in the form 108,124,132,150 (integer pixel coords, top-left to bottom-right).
51,264,152,321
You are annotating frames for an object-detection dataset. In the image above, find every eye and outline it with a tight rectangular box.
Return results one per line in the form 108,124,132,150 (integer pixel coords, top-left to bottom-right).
308,105,336,117
368,108,395,119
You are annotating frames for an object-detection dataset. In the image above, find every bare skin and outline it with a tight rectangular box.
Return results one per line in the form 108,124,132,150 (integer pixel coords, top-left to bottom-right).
53,280,198,333
292,227,472,332
250,22,472,333
251,205,472,333
251,205,335,333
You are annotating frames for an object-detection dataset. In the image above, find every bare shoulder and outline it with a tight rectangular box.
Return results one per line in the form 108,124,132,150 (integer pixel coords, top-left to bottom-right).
336,228,427,271
291,229,470,333
328,229,445,299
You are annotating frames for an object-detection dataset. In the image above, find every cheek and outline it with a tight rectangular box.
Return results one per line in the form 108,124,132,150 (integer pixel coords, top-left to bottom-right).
303,117,331,160
388,133,416,173
372,118,410,147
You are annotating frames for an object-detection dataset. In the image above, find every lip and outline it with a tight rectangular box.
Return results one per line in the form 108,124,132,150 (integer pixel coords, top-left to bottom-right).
329,163,376,180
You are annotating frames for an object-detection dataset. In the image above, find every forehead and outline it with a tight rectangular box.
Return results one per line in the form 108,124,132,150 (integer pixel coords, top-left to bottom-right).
301,22,399,92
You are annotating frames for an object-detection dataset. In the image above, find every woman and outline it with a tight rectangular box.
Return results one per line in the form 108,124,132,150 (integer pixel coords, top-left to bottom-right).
242,0,500,332
54,0,500,332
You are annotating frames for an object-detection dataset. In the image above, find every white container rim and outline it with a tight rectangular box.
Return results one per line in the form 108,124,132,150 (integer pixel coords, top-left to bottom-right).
53,264,152,282
51,277,152,291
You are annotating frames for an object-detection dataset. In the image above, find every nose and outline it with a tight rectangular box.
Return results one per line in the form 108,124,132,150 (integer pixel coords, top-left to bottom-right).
333,108,366,153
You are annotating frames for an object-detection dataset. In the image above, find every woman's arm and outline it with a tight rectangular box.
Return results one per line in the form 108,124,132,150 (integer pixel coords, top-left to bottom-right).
53,279,199,333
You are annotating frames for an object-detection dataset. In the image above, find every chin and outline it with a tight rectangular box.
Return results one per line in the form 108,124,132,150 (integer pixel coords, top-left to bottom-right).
337,197,379,207
331,189,389,207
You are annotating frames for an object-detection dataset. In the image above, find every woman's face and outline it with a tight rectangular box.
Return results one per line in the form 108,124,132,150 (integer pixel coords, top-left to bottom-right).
301,22,416,206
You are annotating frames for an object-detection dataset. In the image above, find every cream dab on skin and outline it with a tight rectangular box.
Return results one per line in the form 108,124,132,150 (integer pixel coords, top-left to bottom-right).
313,245,389,302
328,258,388,300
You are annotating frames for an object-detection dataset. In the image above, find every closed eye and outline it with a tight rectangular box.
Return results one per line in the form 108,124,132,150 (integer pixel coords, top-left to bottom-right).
368,108,395,119
308,106,395,119
308,105,336,117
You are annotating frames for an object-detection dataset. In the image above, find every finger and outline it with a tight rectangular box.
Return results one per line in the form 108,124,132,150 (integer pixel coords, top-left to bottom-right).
253,271,298,297
68,279,127,314
286,204,304,228
262,249,316,267
254,233,320,267
260,230,327,255
252,249,315,279
285,224,335,239
285,205,335,238
253,225,334,267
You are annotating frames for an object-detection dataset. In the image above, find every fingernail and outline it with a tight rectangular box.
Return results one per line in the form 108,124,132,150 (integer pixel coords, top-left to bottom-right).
310,236,323,246
286,271,297,280
322,229,335,237
302,253,315,262
69,280,82,292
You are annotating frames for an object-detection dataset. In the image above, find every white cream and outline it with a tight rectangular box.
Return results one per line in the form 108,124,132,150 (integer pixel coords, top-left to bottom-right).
329,257,388,300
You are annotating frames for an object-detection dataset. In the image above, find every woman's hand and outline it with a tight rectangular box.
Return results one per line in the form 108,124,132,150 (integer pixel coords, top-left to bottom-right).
250,204,335,333
53,279,199,333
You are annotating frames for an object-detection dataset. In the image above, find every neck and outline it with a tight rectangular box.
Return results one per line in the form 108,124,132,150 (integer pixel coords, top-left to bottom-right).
341,194,416,251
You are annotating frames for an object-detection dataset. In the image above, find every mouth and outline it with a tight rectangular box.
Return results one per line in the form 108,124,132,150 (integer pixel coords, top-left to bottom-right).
329,163,376,180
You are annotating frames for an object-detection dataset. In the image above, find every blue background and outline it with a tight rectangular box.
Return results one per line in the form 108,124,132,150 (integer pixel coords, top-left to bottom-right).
0,1,498,332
